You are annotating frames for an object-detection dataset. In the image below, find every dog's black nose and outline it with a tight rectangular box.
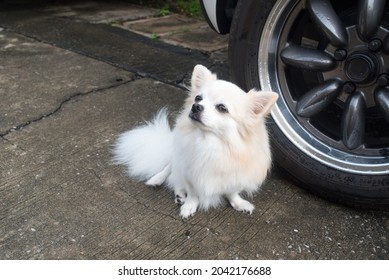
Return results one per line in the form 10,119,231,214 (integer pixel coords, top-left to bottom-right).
191,103,204,113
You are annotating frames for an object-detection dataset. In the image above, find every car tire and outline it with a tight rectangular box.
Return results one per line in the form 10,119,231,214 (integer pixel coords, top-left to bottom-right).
228,0,389,208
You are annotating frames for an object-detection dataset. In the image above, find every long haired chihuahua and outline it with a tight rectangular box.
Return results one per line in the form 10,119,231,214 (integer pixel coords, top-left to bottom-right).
113,65,278,218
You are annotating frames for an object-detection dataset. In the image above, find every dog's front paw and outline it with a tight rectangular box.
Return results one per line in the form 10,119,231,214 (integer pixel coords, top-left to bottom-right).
179,201,198,219
174,190,187,205
228,194,255,214
232,200,255,214
175,194,186,205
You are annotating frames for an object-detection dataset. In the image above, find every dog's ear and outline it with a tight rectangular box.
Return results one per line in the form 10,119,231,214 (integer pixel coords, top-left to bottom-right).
248,90,279,117
191,65,217,92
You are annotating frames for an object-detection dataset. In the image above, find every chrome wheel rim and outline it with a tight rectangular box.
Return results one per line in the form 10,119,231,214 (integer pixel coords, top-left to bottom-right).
259,0,389,174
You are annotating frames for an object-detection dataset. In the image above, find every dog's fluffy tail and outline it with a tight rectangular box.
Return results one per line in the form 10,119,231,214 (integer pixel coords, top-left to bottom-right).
113,108,173,183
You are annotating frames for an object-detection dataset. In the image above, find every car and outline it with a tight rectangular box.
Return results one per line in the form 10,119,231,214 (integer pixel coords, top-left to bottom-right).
200,0,389,208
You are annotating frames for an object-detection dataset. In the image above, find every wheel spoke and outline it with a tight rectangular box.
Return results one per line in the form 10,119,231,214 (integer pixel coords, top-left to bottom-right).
357,0,386,41
296,79,342,117
306,0,348,47
341,92,366,149
280,44,336,71
375,87,389,123
383,34,389,54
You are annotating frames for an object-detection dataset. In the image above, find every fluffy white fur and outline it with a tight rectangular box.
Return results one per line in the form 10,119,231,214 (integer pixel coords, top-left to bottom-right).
113,65,278,218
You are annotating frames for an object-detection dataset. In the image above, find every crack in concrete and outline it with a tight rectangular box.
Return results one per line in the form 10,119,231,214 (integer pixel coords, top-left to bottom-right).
175,71,191,90
87,168,103,184
0,137,19,149
0,79,135,138
125,68,189,91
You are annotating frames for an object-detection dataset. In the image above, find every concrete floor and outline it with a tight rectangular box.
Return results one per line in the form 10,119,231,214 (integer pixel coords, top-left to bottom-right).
0,0,388,260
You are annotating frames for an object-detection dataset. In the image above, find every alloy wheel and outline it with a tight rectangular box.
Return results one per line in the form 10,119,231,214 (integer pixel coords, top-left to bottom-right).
259,0,389,174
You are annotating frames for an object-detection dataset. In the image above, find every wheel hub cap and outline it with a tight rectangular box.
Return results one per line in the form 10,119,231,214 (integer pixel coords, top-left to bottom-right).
345,52,379,84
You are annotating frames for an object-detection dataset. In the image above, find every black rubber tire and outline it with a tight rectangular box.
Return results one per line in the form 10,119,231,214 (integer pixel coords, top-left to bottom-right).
228,0,389,208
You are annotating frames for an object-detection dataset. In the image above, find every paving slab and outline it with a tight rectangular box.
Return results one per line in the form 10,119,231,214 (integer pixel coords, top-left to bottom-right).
39,1,160,24
0,0,389,261
161,25,229,52
121,14,200,36
118,14,228,52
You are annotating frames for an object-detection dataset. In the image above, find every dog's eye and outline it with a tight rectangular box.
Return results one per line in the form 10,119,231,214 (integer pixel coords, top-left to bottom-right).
195,95,202,102
216,104,228,113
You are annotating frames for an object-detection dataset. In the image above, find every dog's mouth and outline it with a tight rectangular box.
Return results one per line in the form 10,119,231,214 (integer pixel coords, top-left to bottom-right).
189,112,203,124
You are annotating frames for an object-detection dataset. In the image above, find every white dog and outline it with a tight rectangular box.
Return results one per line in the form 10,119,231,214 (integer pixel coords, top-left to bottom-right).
113,65,278,218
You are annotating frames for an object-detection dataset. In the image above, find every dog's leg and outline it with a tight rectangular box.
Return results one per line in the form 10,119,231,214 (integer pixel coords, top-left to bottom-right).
172,177,187,205
227,193,254,214
174,189,187,205
145,164,171,186
179,191,199,218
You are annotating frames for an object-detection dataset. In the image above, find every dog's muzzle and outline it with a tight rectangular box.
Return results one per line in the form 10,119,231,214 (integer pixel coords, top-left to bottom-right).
189,103,204,123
